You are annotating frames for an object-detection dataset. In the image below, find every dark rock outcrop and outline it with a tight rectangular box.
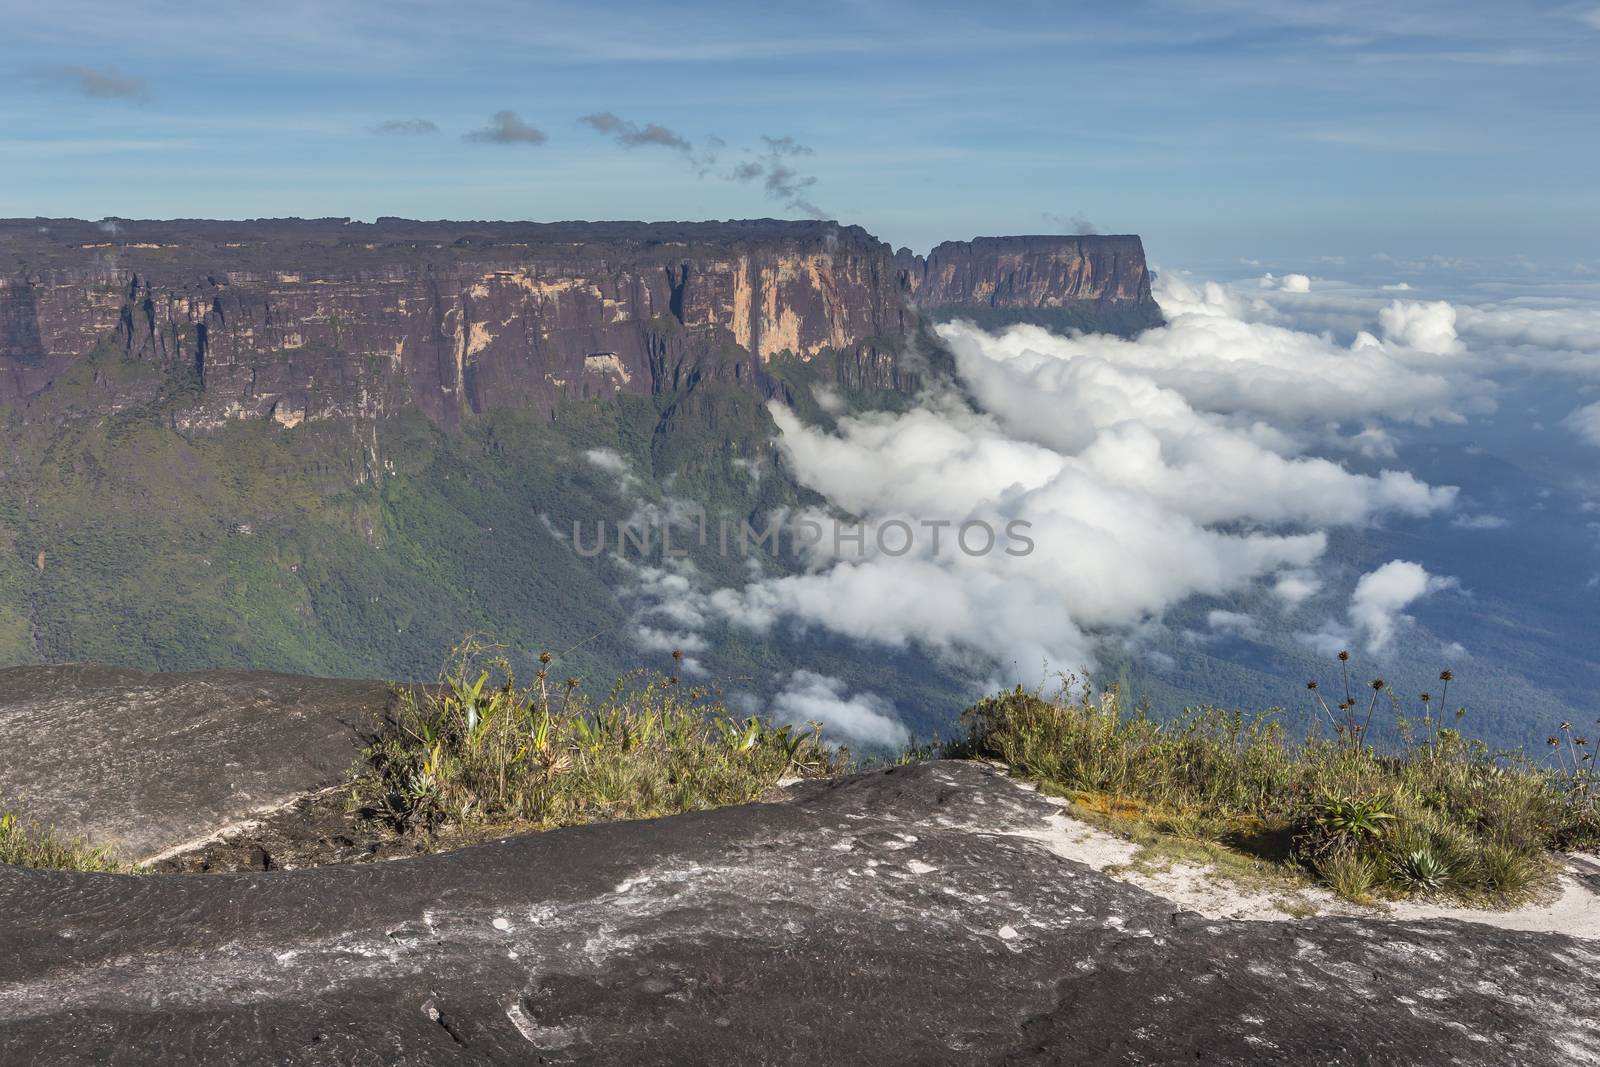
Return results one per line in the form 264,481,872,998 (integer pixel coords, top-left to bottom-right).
917,234,1154,309
915,234,1163,336
1,760,1595,1065
0,665,392,861
0,219,1160,429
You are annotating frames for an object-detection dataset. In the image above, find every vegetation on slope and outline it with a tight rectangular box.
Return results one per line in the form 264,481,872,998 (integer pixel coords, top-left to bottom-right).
0,338,974,738
954,656,1599,906
353,642,849,840
0,812,126,873
4,640,1593,909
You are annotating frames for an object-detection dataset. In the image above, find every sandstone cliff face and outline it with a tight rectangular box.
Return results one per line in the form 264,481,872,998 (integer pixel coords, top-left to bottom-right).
0,219,1157,431
916,234,1154,309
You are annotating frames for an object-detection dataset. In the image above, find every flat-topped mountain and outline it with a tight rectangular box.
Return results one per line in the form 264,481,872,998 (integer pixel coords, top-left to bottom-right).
0,220,1160,689
0,218,1158,427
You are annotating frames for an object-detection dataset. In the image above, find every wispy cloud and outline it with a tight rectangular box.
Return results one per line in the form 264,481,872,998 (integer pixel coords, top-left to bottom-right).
372,118,440,136
1451,513,1509,530
1042,211,1100,235
36,65,148,101
730,135,826,218
579,111,691,151
1565,402,1600,447
1300,128,1468,153
0,138,194,159
577,113,829,218
463,110,547,145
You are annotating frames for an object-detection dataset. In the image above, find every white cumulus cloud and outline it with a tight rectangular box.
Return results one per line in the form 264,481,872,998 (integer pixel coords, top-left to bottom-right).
1347,560,1457,653
1273,570,1323,606
1010,274,1488,427
1377,299,1464,355
1564,402,1600,446
768,670,909,748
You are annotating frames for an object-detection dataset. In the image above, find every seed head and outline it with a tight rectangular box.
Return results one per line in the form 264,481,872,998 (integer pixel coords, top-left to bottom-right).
1420,692,1432,703
1306,680,1319,691
1439,670,1453,682
1370,679,1386,692
1338,650,1351,662
539,651,553,665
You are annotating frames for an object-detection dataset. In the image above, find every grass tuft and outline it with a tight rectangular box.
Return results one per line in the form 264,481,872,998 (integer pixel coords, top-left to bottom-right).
1316,851,1379,903
0,811,127,872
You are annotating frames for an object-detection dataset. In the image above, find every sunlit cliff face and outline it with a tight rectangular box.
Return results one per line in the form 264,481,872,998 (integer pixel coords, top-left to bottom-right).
0,222,1153,433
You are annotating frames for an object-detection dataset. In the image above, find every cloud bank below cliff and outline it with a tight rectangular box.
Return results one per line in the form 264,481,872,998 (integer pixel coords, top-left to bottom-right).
597,272,1527,744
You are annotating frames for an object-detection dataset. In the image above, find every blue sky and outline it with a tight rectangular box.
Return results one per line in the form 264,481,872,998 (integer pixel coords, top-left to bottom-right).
1,0,1598,268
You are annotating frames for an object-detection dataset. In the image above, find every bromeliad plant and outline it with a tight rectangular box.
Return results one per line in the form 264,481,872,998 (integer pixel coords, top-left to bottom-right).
1307,792,1395,845
357,641,848,837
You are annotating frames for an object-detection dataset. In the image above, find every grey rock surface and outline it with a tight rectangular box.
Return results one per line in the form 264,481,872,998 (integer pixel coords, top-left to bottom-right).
2,760,1596,1065
0,665,393,859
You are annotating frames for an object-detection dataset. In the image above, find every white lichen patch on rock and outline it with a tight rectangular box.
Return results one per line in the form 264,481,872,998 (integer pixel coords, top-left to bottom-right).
583,353,631,383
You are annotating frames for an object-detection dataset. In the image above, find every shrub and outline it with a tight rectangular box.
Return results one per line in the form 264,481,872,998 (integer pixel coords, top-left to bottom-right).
1390,839,1452,895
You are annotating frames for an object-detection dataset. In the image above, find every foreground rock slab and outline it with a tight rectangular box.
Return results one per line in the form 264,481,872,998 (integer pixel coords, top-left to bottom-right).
2,761,1597,1065
0,665,393,860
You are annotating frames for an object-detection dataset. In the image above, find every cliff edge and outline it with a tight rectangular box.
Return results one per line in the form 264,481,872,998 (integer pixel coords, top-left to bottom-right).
1,757,1594,1065
0,219,1160,429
